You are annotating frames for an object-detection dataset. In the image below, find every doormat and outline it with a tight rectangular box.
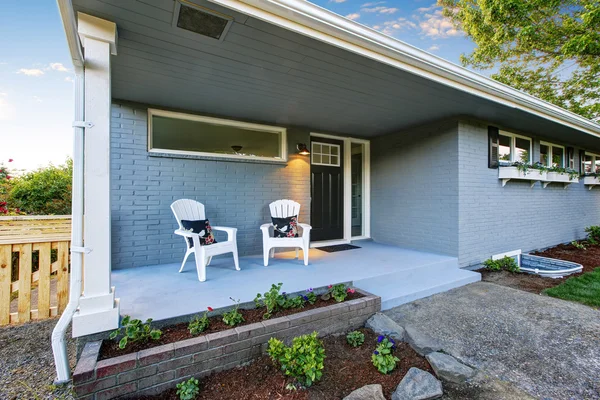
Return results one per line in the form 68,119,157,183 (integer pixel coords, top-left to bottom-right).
317,244,361,253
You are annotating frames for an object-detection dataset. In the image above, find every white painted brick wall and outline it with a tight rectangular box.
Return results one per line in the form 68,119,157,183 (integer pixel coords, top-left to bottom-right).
110,102,310,269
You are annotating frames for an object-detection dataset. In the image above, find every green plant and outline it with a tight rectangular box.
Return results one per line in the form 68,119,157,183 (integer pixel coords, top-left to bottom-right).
304,289,317,305
108,316,162,349
585,226,600,244
254,283,286,319
284,295,305,309
176,377,200,400
188,307,212,335
222,298,244,326
550,166,580,180
483,256,519,273
346,331,365,347
330,284,348,302
267,331,326,387
571,241,587,251
372,336,400,374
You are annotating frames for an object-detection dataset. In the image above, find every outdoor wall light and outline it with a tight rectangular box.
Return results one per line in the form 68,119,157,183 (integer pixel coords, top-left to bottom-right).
297,143,310,155
231,145,243,153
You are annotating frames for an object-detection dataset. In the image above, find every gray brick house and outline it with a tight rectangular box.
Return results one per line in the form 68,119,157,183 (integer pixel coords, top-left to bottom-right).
52,0,600,383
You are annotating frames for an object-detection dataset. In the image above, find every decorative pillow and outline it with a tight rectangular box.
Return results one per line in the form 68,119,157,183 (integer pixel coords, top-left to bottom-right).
181,219,217,247
271,215,299,238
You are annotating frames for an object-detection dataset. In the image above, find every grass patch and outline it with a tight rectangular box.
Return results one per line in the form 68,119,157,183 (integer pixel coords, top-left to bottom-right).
543,268,600,308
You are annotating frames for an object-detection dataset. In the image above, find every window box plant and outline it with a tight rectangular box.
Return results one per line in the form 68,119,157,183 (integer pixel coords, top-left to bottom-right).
583,174,600,190
498,162,547,187
543,167,579,188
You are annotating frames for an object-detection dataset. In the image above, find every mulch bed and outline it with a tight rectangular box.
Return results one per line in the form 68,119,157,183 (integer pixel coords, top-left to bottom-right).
100,292,363,360
480,242,600,294
134,329,431,400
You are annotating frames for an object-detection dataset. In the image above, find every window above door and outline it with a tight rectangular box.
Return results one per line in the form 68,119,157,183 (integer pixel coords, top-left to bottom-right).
311,142,341,166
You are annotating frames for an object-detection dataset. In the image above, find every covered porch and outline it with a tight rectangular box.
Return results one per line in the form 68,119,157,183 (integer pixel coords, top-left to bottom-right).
112,240,480,322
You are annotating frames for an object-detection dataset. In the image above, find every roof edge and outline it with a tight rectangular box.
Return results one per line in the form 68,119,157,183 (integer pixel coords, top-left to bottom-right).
209,0,600,138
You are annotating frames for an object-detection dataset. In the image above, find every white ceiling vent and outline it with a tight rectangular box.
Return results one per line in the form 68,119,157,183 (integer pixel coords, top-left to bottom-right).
173,1,233,41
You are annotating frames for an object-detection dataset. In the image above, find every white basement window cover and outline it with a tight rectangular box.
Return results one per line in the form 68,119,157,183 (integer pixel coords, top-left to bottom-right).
148,109,287,162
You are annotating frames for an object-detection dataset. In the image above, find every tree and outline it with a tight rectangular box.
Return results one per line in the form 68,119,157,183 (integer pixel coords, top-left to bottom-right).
439,0,600,120
9,159,73,215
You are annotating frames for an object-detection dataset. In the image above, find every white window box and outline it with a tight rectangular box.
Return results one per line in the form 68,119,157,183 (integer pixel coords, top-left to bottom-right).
542,172,579,189
583,175,600,190
498,166,546,187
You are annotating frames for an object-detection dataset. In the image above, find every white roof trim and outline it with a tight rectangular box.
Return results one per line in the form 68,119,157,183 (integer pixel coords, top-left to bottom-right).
208,0,600,138
57,0,84,70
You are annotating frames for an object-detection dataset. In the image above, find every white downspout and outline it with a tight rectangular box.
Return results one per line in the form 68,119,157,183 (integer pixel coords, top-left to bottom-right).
52,0,85,384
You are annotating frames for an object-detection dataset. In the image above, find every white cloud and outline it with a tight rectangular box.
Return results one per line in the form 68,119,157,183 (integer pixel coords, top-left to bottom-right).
0,93,16,120
428,45,440,51
415,6,461,38
33,96,43,103
361,1,385,6
17,68,45,77
49,63,69,72
362,6,398,14
346,13,361,20
65,76,74,83
331,0,347,3
374,17,417,36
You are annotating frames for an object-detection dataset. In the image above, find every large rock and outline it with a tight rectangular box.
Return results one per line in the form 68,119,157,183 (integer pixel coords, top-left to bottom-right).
426,352,476,383
392,367,443,400
343,384,386,400
404,326,442,356
365,313,406,341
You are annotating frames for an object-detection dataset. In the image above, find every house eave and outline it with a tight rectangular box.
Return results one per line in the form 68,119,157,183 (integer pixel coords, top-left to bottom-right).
56,0,84,70
207,0,600,139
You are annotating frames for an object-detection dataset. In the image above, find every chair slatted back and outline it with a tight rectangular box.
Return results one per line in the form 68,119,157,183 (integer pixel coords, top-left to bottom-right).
269,200,301,219
171,199,206,229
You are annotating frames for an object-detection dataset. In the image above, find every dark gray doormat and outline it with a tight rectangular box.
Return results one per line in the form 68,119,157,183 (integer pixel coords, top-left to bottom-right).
317,244,361,253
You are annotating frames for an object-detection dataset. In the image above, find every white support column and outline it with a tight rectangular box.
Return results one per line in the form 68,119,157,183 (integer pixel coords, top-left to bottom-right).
72,13,120,337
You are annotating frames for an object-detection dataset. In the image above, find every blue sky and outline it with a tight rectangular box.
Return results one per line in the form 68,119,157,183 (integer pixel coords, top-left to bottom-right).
0,1,475,171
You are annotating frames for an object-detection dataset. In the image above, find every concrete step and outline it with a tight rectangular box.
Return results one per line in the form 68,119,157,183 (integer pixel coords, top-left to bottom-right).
354,262,481,311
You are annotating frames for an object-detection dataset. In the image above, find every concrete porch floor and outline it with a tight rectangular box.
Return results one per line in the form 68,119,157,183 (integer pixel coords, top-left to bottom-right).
112,241,480,321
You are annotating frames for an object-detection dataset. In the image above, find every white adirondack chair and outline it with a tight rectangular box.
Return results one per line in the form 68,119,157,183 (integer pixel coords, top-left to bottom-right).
171,199,239,282
260,200,312,266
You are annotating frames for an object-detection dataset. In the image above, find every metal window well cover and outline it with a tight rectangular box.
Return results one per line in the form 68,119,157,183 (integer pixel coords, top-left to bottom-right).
317,244,361,253
520,254,583,278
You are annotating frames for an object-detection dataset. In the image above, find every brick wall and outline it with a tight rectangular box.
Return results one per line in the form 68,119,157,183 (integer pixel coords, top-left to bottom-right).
457,119,600,267
371,119,460,257
73,291,380,399
110,102,310,269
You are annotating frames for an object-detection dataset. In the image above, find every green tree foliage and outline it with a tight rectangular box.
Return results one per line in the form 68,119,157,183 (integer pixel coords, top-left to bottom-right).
9,159,73,215
439,0,600,120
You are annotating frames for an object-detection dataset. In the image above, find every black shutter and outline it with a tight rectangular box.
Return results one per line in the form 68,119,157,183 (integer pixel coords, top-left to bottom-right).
566,147,574,169
488,126,500,169
579,149,586,174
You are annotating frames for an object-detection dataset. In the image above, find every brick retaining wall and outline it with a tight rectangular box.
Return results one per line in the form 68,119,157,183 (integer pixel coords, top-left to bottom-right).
73,290,380,399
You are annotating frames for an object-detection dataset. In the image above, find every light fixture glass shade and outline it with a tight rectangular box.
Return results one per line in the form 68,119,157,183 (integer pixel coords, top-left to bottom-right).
297,143,310,155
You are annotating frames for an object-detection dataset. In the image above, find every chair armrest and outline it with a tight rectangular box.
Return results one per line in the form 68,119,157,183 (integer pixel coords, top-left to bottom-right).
260,223,272,231
298,223,312,231
174,229,197,237
212,226,237,242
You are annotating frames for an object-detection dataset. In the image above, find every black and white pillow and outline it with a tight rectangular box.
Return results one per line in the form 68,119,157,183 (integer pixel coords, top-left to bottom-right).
271,216,299,238
181,219,217,247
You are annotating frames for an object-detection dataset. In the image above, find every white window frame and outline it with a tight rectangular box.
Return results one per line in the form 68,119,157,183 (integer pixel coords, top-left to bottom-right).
311,142,341,167
582,152,600,174
499,131,532,164
147,108,287,162
539,141,565,168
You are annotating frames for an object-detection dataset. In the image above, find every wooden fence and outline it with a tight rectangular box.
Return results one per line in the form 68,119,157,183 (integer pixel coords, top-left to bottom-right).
0,216,71,325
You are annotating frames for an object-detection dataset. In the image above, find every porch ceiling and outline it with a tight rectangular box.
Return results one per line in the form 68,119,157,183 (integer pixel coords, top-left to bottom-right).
73,0,600,148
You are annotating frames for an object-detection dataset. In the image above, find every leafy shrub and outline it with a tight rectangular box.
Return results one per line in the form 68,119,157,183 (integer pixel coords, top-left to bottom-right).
8,159,72,215
188,307,212,335
176,377,200,400
109,316,162,349
222,298,244,326
346,331,365,347
483,256,519,273
585,226,600,244
371,336,400,374
267,331,326,387
571,240,587,250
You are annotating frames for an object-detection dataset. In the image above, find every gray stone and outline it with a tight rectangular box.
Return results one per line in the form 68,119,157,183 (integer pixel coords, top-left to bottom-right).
425,352,475,383
343,384,386,400
404,325,442,356
392,367,443,400
365,313,406,341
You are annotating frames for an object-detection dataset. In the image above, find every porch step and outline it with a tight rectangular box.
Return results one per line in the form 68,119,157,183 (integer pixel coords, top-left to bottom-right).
354,262,480,311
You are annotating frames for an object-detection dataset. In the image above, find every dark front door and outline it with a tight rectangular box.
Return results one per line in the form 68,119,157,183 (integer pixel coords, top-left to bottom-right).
310,138,344,241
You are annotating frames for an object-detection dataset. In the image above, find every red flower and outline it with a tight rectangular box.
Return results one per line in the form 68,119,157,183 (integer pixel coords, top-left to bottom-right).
8,159,13,162
207,307,214,311
328,285,332,289
5,176,10,180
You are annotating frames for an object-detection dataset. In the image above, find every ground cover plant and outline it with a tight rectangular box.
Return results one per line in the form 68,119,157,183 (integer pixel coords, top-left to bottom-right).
543,268,600,308
109,316,162,350
346,330,365,347
100,283,361,359
483,256,519,272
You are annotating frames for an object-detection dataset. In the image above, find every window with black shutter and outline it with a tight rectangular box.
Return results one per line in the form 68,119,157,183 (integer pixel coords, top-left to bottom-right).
488,126,499,168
